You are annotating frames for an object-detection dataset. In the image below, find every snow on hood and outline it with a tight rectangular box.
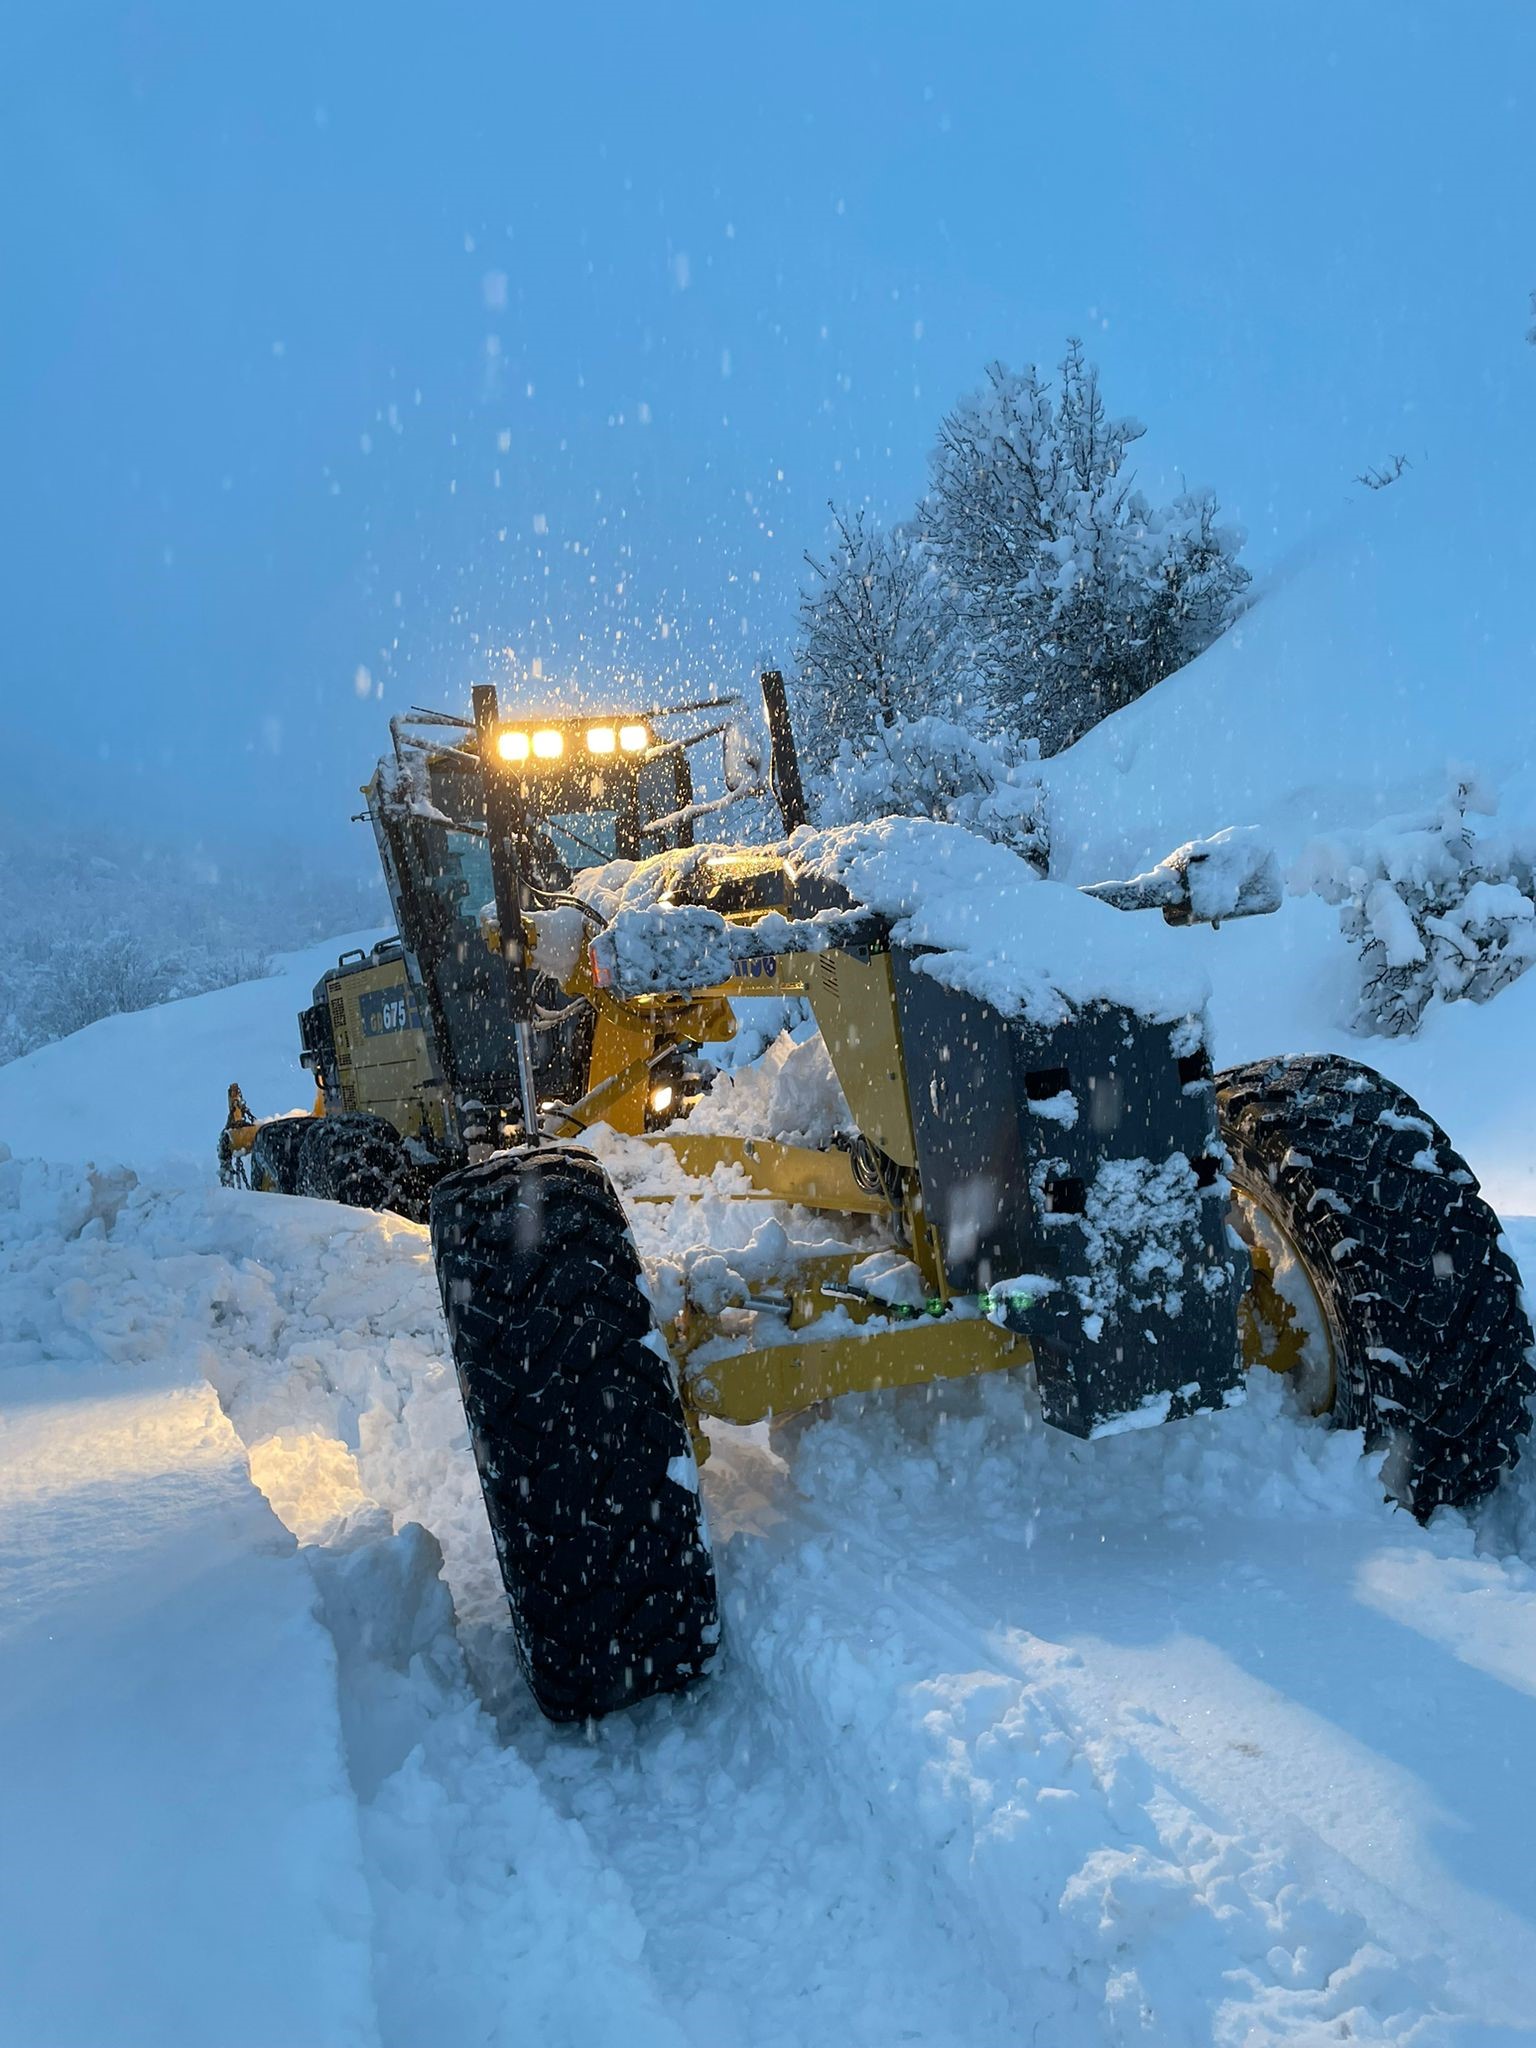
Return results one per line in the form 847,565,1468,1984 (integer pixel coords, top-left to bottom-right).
584,816,1209,1028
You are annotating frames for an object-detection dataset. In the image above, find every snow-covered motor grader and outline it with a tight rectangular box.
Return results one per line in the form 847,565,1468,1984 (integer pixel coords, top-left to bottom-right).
224,676,1535,1723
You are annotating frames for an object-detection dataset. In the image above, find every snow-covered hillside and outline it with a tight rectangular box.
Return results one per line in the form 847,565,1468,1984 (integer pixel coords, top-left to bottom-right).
1045,445,1536,882
0,931,385,1174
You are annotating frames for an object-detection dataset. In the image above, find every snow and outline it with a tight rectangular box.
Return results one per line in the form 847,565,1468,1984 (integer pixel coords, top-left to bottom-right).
1044,445,1536,886
0,1155,376,2048
590,815,1211,1026
0,930,386,1174
4,454,1536,2040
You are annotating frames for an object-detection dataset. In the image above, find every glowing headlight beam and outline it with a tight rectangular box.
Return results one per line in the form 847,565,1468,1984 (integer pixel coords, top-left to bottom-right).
586,726,617,755
531,729,564,759
496,729,530,762
618,724,648,754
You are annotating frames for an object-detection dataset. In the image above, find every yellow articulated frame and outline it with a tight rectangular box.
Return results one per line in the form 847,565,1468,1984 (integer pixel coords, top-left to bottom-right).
680,1315,1029,1428
629,1132,893,1215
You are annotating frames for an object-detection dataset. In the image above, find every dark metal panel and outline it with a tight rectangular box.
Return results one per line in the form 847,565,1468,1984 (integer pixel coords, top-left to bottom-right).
889,946,1245,1436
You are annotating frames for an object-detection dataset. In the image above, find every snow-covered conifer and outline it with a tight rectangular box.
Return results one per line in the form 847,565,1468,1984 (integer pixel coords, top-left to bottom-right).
792,508,954,773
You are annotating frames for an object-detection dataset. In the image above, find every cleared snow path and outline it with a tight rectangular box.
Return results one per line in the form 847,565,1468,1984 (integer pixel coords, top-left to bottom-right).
0,1157,377,2048
8,1142,1535,2046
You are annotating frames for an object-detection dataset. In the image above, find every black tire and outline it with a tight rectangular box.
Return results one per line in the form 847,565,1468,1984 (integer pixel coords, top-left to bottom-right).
1218,1055,1535,1519
429,1146,719,1721
296,1112,407,1212
249,1117,311,1195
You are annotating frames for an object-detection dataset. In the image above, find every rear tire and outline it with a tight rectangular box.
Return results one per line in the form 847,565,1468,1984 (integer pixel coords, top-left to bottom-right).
296,1112,407,1213
429,1146,719,1721
1218,1054,1535,1518
249,1117,310,1196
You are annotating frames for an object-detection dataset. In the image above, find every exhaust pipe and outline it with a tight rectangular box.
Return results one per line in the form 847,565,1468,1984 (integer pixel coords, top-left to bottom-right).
760,668,809,834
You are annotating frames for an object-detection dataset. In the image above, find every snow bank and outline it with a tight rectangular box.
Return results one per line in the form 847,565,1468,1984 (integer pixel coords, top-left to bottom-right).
0,929,385,1175
0,1153,377,2048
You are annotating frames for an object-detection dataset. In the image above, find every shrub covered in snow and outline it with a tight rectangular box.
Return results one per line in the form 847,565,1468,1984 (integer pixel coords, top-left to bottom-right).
1294,773,1536,1036
810,715,1050,870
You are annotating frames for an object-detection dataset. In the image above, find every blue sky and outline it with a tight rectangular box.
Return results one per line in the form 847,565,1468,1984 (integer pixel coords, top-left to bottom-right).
3,1,1532,857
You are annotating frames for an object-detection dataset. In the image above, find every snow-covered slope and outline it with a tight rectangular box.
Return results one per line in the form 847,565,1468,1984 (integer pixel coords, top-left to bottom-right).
0,931,385,1173
1046,442,1536,881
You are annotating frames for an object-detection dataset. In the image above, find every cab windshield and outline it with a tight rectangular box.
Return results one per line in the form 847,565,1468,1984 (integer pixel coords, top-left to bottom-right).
546,808,618,872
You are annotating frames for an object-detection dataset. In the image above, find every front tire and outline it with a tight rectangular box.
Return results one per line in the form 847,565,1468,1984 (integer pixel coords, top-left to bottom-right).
429,1147,719,1721
1218,1055,1534,1519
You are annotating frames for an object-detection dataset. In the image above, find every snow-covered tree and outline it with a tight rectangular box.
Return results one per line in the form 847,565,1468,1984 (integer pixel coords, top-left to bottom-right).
788,343,1247,845
926,343,1249,752
1295,775,1536,1036
792,508,954,773
814,714,1049,870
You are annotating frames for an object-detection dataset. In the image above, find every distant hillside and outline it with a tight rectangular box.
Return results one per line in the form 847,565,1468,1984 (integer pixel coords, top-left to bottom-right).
0,823,384,1065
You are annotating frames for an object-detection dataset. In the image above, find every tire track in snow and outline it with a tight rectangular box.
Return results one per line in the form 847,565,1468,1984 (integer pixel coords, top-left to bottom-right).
718,1381,1536,2044
190,1185,1021,2048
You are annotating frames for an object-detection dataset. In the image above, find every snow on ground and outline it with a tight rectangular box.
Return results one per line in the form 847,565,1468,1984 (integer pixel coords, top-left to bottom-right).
0,930,385,1173
4,1128,1536,2045
3,913,1536,2042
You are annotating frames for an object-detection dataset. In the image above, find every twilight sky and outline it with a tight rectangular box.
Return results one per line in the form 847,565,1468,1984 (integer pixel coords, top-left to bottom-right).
3,1,1533,858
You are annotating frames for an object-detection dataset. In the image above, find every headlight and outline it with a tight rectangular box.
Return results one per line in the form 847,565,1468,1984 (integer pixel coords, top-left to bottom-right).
619,724,648,754
586,726,617,755
649,1082,674,1115
496,729,530,762
531,729,564,759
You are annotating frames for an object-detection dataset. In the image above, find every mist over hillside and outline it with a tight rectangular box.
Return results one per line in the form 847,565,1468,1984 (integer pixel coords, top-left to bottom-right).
0,818,382,1064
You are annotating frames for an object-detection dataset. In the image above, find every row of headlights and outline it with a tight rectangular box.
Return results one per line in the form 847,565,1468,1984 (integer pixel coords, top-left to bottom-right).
494,722,649,764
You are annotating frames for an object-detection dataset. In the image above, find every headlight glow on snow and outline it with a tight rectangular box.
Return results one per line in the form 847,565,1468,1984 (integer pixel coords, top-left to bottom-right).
496,729,531,763
531,728,564,759
619,723,649,753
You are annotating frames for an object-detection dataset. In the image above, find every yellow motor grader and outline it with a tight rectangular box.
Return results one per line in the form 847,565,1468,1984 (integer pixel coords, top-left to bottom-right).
224,675,1535,1724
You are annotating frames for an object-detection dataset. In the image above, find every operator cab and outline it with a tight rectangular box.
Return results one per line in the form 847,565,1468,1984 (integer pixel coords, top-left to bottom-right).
362,698,740,1154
